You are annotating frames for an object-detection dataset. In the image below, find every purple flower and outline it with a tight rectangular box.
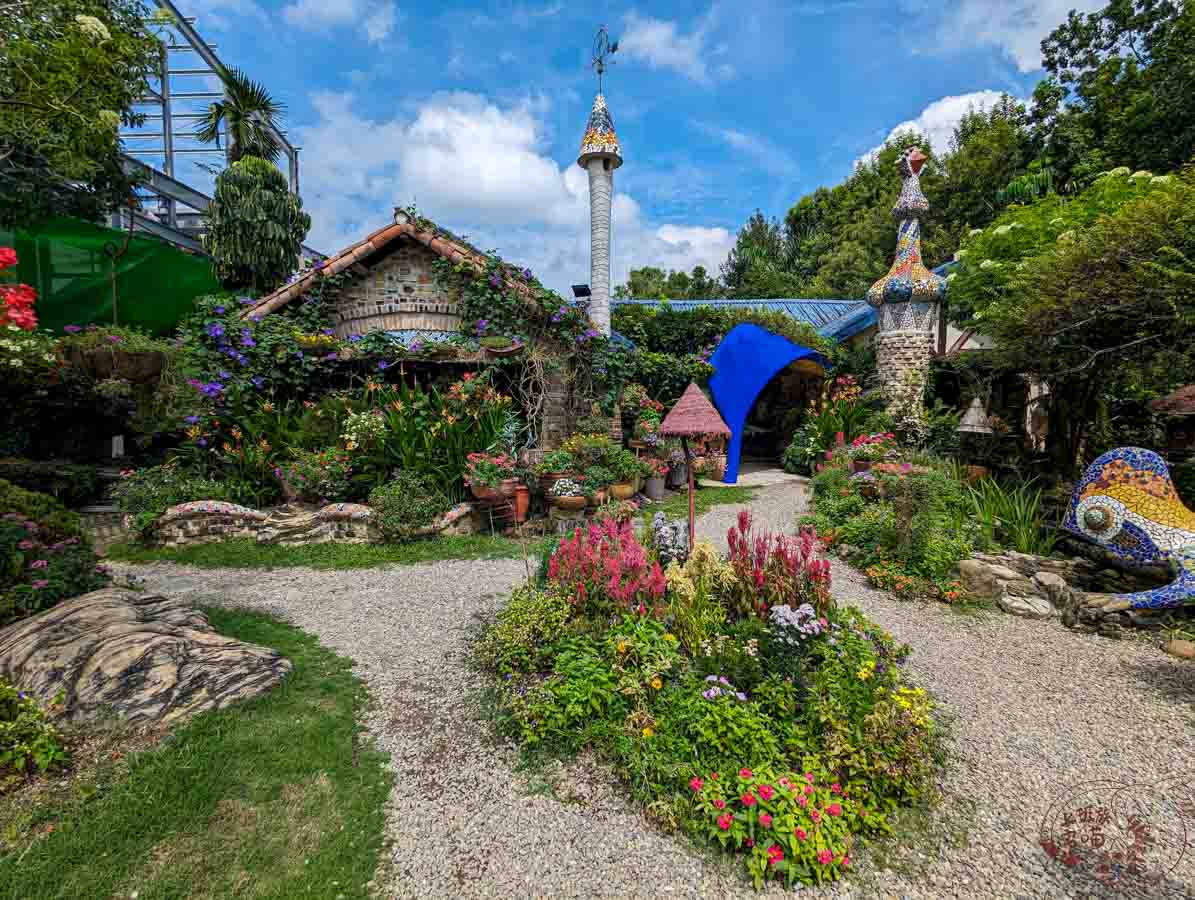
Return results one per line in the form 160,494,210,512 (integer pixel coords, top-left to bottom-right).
378,360,389,371
86,324,97,332
63,324,82,333
488,273,501,288
106,334,123,343
250,314,262,323
475,318,489,335
197,438,208,447
522,268,532,280
736,692,748,702
324,352,337,361
184,415,200,424
234,353,248,365
238,296,256,305
322,328,334,336
349,334,363,343
239,328,256,348
206,323,225,339
296,351,304,359
251,376,265,389
214,306,225,314
30,579,48,589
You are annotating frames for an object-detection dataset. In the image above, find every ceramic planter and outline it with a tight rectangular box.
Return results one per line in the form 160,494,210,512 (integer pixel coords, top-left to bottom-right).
850,459,873,473
587,488,608,508
513,485,530,522
539,472,568,494
610,482,635,501
552,494,587,512
667,464,687,489
484,342,524,358
645,476,666,501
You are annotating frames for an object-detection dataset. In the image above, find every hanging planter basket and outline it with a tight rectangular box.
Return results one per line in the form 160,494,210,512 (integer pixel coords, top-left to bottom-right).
67,347,167,383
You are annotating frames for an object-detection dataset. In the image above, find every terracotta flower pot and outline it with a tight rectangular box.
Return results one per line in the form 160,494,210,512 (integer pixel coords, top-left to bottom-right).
484,343,523,358
965,465,990,484
851,459,873,473
513,485,530,522
552,494,587,512
587,488,608,508
539,472,568,494
610,482,636,501
499,478,518,498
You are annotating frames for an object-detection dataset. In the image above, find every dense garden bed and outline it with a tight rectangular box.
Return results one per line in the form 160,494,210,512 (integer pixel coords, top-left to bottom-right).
476,512,942,888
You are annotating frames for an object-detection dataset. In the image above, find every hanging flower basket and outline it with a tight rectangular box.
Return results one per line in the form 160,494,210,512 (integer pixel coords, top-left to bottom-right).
480,337,525,358
67,347,166,383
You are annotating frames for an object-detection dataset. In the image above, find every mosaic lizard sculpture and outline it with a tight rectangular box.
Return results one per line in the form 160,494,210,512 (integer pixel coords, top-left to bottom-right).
1063,447,1195,609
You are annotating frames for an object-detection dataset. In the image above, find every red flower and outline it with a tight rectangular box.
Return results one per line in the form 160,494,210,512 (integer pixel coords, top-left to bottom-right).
827,803,842,817
717,813,733,830
795,827,808,841
758,813,773,828
738,768,752,779
0,247,16,268
830,782,842,794
740,792,757,807
713,798,726,810
758,784,774,801
817,849,833,865
689,777,704,792
766,844,783,866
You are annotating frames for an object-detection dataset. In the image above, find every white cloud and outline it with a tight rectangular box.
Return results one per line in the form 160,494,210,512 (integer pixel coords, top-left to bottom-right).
698,124,797,177
926,0,1105,72
858,90,1020,164
619,7,732,84
294,92,734,295
280,0,399,44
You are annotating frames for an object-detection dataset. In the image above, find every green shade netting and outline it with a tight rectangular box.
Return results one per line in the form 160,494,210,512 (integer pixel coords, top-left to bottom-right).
0,217,219,335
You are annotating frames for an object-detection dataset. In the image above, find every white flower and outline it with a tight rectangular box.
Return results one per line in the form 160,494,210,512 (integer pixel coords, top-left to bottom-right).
1130,170,1152,179
43,353,55,362
979,259,996,270
1109,166,1132,177
1151,175,1173,184
74,14,111,41
968,228,984,237
993,225,1012,236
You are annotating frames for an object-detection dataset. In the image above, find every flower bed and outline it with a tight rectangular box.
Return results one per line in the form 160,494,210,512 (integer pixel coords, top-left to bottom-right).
479,511,940,889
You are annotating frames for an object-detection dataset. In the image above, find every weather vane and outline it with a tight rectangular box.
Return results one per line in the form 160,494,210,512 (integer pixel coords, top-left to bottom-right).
591,25,618,94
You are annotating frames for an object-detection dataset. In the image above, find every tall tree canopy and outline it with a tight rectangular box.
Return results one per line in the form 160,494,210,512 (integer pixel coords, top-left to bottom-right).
0,0,160,227
613,265,724,300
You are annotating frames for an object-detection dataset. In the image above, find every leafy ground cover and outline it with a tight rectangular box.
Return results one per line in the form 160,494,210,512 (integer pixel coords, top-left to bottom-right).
477,513,943,889
0,608,391,899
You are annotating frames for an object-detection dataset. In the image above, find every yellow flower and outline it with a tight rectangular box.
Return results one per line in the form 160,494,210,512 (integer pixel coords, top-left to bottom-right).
642,727,654,738
389,401,404,413
650,677,663,690
222,442,233,452
617,641,627,654
857,668,872,681
186,426,202,440
663,633,677,643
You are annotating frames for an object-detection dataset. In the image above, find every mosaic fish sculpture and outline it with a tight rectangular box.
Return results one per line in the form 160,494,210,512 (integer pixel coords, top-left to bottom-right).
1063,447,1195,609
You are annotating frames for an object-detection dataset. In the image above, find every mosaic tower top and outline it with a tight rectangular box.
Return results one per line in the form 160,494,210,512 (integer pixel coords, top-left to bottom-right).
866,148,946,315
577,94,623,168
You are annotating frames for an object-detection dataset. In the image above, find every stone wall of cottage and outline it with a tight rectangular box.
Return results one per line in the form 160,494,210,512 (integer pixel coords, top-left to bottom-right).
331,239,462,339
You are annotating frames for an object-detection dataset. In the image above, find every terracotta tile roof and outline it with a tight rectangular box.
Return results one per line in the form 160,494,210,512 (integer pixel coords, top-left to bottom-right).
240,210,544,321
660,382,731,438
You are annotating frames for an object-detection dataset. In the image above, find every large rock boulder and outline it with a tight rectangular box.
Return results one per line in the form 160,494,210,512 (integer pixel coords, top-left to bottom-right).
0,588,291,724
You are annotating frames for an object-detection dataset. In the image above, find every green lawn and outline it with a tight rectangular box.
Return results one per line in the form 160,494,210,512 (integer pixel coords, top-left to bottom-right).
0,609,392,900
106,533,536,570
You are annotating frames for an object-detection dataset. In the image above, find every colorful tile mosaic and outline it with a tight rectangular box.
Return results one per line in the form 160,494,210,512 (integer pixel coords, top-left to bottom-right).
578,94,622,163
159,501,269,524
1063,447,1195,609
866,148,947,319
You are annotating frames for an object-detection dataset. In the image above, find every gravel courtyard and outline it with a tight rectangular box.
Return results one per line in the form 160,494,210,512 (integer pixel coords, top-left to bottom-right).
119,481,1195,899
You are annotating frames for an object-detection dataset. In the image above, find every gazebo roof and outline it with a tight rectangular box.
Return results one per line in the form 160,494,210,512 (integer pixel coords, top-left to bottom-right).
660,383,730,437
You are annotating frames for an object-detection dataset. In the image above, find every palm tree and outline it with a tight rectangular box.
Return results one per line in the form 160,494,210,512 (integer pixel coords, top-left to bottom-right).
197,67,285,163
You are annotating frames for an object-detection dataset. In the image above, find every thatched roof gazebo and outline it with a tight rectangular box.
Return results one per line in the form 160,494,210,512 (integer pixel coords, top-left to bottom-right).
659,383,731,550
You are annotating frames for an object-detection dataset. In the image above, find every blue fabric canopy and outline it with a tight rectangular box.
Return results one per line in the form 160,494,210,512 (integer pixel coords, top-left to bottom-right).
708,323,826,483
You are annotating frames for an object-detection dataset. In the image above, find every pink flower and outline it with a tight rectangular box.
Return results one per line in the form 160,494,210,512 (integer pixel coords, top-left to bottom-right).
739,768,752,779
30,559,48,569
778,778,791,790
740,792,756,807
690,777,704,792
717,813,733,830
795,827,808,841
797,795,807,808
758,784,774,801
30,579,48,588
710,771,719,780
803,784,813,796
831,782,842,794
758,813,773,828
714,798,726,810
17,539,33,550
827,803,842,817
817,849,833,865
810,809,821,823
767,844,784,866
803,772,813,783
840,854,850,867
744,838,754,848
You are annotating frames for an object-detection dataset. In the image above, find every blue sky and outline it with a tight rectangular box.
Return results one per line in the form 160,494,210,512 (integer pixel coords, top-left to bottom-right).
150,0,1102,296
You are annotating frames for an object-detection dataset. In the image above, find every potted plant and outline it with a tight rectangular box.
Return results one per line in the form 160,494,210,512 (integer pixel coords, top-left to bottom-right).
465,451,516,502
848,432,896,472
704,452,727,481
549,477,586,512
582,465,615,507
644,458,669,501
608,449,647,501
666,447,687,489
535,449,576,493
479,335,525,358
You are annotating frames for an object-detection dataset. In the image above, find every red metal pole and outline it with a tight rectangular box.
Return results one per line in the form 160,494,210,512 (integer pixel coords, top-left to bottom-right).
683,436,695,551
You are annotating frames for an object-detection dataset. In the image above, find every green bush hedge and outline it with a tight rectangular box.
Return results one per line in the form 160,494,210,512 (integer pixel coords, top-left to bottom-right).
368,471,452,543
112,465,231,537
0,459,102,508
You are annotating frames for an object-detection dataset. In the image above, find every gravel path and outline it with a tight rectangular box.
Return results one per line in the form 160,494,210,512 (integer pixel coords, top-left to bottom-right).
117,483,1195,899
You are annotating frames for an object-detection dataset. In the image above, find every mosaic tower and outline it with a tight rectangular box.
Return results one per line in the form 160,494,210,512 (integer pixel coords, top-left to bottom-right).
577,94,622,336
866,148,947,412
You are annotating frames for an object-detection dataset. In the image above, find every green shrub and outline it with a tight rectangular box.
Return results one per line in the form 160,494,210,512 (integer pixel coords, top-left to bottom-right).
279,449,353,503
0,459,102,508
0,513,109,625
0,478,85,543
112,465,231,537
662,676,781,771
1,678,68,785
368,471,452,543
475,583,572,674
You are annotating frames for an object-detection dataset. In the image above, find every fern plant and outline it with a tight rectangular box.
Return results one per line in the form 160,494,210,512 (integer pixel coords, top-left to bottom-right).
203,156,311,291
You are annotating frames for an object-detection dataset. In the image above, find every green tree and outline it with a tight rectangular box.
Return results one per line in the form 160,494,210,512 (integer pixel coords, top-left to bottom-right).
0,0,160,227
197,67,285,164
721,210,805,297
203,157,311,291
613,264,725,300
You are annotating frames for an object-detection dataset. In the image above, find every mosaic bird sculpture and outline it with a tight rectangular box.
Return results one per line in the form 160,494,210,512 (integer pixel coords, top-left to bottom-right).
1063,447,1195,609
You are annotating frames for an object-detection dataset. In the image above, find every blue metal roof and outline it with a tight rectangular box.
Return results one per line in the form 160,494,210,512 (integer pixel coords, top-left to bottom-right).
612,298,864,330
